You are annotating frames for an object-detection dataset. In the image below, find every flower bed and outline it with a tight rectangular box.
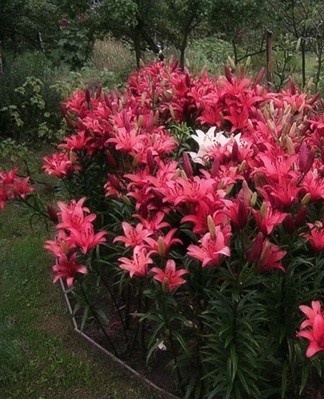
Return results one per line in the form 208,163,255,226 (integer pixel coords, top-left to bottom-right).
2,61,324,398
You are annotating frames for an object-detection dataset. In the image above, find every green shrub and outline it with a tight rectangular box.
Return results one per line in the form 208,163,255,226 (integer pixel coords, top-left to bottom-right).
0,51,62,143
187,36,234,74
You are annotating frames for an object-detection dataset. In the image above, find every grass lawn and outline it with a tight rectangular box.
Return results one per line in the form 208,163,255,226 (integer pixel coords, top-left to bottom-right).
0,204,164,398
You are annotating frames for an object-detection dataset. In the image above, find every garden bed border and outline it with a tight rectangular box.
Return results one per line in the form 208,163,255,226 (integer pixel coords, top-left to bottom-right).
59,279,177,399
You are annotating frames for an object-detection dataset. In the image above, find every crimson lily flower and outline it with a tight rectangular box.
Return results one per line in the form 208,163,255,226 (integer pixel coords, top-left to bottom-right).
44,229,76,258
298,301,323,330
113,221,153,248
303,222,324,252
300,168,324,201
13,176,34,199
151,260,188,292
118,246,153,278
187,225,231,268
144,228,183,257
297,313,324,358
247,233,286,272
42,152,79,178
57,197,96,231
52,253,88,288
69,225,107,254
252,201,287,235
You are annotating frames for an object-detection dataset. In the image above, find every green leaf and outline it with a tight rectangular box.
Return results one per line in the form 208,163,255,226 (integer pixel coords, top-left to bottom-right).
172,331,189,354
230,344,238,383
281,361,288,398
80,305,89,331
299,365,309,396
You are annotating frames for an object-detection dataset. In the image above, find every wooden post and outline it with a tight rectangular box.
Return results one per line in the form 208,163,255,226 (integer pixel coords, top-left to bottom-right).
266,29,273,88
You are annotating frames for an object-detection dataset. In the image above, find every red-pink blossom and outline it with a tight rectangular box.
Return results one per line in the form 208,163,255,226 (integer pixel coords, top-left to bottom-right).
44,229,76,258
247,233,286,272
151,259,188,292
57,197,96,231
144,228,183,257
113,221,153,248
297,301,324,358
187,225,231,268
69,225,107,254
118,246,153,277
52,253,88,287
303,222,324,252
42,152,80,178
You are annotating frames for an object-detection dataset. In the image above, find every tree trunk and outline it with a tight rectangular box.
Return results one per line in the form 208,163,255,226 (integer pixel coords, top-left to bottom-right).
179,35,188,70
266,29,273,88
301,37,306,88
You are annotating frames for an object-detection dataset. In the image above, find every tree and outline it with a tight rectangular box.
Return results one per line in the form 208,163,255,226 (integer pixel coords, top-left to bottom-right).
0,0,62,52
206,0,267,65
267,0,324,89
96,0,161,68
159,0,214,68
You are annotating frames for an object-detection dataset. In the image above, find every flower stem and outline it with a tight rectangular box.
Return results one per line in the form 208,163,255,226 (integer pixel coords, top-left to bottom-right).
80,282,119,356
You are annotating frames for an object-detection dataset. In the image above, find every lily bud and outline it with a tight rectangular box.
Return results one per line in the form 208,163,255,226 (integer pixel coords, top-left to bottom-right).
253,67,265,87
158,236,166,258
105,150,118,168
122,110,130,131
240,180,253,205
185,72,191,88
147,149,156,173
224,65,233,83
285,135,295,155
299,141,314,174
122,195,132,206
251,192,258,207
231,140,239,162
314,220,323,229
180,169,188,180
260,201,267,218
289,77,296,95
238,160,247,173
308,91,320,106
207,215,216,239
259,239,270,266
46,204,58,224
169,105,175,120
137,114,143,129
301,193,311,205
182,152,193,179
246,232,264,262
210,158,220,177
107,173,122,191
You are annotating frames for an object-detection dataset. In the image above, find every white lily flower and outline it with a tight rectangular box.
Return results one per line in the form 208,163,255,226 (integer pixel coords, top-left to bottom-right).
189,127,234,165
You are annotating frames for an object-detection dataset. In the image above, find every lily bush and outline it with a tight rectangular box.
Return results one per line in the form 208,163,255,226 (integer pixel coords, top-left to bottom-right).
2,61,324,398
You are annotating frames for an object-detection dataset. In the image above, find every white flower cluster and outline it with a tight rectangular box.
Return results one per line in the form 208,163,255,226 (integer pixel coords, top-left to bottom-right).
188,126,243,165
